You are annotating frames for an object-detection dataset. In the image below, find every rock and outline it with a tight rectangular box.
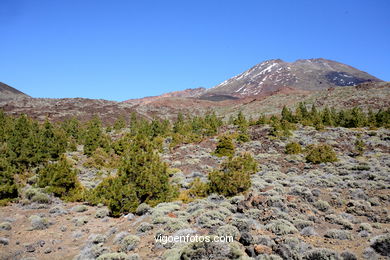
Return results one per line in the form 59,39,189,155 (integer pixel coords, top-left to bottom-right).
44,248,52,254
245,246,256,257
0,222,12,231
341,251,358,260
239,232,253,246
25,244,36,252
95,208,110,218
136,203,151,216
254,244,273,255
0,237,9,245
71,205,88,212
370,234,390,256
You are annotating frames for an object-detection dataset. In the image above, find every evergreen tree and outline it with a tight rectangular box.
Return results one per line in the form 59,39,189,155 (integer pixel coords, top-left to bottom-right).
0,157,18,201
208,153,258,197
113,116,126,131
37,155,83,200
281,106,293,122
83,116,109,156
214,135,235,157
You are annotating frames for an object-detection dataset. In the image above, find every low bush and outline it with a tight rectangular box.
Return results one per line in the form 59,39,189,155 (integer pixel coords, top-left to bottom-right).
285,142,302,154
208,153,258,197
305,144,338,164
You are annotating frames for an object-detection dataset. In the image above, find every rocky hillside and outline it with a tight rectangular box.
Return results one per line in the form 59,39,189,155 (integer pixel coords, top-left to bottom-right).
1,124,389,260
0,82,30,101
124,87,206,105
202,58,382,99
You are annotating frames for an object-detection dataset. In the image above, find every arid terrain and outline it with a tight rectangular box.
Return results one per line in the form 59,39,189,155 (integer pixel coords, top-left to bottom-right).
1,58,389,260
1,124,390,259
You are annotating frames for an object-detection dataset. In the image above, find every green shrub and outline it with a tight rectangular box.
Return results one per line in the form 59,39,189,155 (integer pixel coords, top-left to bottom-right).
88,136,178,216
208,153,258,197
179,177,209,203
285,142,302,154
214,135,235,157
0,157,18,202
354,139,365,156
37,155,84,201
305,144,338,164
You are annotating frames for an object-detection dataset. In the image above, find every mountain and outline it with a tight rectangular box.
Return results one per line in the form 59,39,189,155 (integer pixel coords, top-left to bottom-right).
201,58,382,99
124,87,206,105
0,82,30,101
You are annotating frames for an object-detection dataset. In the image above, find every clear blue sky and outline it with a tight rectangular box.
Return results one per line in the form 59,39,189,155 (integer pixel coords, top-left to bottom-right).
0,0,389,101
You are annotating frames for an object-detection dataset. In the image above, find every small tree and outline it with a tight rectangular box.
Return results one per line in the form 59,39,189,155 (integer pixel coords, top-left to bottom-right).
208,153,258,197
214,135,235,157
37,155,83,201
0,157,18,202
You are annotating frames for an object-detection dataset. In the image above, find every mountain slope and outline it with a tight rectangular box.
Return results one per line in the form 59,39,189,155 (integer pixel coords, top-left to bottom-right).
0,82,30,101
124,87,206,104
202,58,382,98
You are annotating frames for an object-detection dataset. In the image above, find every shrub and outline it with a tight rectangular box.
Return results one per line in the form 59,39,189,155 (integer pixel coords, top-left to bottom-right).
83,148,120,169
303,248,341,260
208,153,258,197
179,177,209,203
0,157,18,202
214,135,235,157
306,144,338,164
120,235,140,252
29,215,50,230
88,136,178,217
285,142,302,154
37,155,84,201
265,219,298,235
353,139,365,156
314,200,331,212
324,229,353,240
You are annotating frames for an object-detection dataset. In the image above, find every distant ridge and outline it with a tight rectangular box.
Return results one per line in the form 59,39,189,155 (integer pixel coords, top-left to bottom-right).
0,82,30,101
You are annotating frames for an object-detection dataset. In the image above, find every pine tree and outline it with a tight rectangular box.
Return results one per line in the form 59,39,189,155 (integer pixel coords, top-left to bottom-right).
214,135,235,157
208,153,258,197
281,106,293,122
113,116,126,131
0,157,18,201
37,155,83,200
83,116,109,156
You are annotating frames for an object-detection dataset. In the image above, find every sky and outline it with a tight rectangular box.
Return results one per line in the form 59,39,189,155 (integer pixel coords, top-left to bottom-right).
0,0,389,101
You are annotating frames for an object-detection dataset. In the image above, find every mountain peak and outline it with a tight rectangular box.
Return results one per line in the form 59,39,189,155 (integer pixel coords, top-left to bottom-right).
203,58,382,98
